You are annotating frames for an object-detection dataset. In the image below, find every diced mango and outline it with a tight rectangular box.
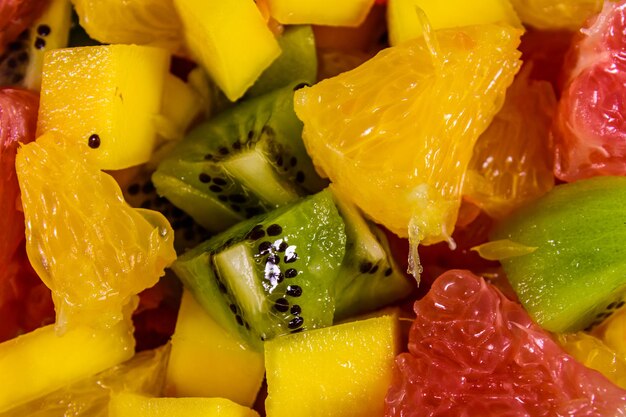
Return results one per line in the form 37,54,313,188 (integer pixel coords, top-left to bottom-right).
156,73,204,141
264,314,399,417
387,0,521,45
0,321,134,413
172,0,281,101
37,44,169,170
109,392,260,417
165,291,264,407
267,0,376,26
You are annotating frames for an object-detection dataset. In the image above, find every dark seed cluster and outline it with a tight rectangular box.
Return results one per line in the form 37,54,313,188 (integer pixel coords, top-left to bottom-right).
34,24,51,50
585,299,626,331
0,30,30,85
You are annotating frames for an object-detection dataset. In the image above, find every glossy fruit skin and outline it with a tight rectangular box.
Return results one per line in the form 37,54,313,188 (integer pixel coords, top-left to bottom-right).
385,270,626,416
554,1,626,181
0,0,49,53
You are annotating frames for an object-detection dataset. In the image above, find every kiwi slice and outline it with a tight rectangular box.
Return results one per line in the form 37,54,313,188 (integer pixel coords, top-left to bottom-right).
0,0,71,89
491,176,626,332
246,25,317,98
331,190,414,321
121,167,211,254
171,189,346,349
153,82,328,233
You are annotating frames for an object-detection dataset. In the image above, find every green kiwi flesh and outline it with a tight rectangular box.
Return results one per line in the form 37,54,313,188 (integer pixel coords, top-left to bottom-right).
0,0,71,89
171,189,346,350
246,25,317,98
331,190,414,321
153,82,327,233
492,176,626,332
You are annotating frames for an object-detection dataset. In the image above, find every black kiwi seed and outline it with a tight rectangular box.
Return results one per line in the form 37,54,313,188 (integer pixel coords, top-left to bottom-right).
359,261,373,274
247,130,255,140
127,183,140,195
218,281,227,293
284,247,298,263
236,315,244,326
258,241,272,254
247,228,266,241
198,173,211,183
276,156,283,167
142,181,155,194
370,264,379,274
37,24,51,36
290,305,301,315
34,37,46,50
88,133,101,149
204,153,214,160
295,171,305,183
267,224,282,236
218,146,229,156
232,141,242,150
607,302,617,310
286,285,302,297
290,157,297,167
213,177,228,186
288,316,304,330
209,185,223,193
275,241,289,252
285,268,297,278
617,301,625,309
266,254,280,265
384,268,393,277
274,298,290,312
229,304,238,313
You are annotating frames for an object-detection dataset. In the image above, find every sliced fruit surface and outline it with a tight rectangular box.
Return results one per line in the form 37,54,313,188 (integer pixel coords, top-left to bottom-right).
387,0,521,45
37,44,169,170
110,393,259,417
295,24,521,244
385,270,626,416
464,66,556,219
489,176,626,333
71,0,183,52
0,320,135,413
15,133,176,332
265,314,399,417
165,291,264,407
510,0,602,30
172,0,281,101
554,1,626,181
172,190,346,350
267,0,376,27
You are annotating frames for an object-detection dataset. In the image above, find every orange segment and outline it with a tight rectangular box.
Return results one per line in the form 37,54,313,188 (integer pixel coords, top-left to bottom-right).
295,24,521,246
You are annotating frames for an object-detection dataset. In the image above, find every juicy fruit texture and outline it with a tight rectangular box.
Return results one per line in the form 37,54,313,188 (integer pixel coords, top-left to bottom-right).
267,0,375,26
37,44,169,170
385,270,626,416
172,190,346,349
510,0,602,30
0,0,49,53
166,291,264,407
557,332,626,389
464,67,556,218
0,321,135,413
387,0,521,46
295,24,521,243
554,0,626,181
265,314,398,417
173,0,281,101
3,345,169,417
16,133,176,331
71,0,183,51
491,176,626,332
0,0,72,90
154,83,325,233
598,306,626,357
109,392,260,417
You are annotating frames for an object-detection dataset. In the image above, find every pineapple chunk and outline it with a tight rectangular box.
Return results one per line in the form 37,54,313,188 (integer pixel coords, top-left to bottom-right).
264,314,399,417
109,392,260,417
267,0,376,26
37,44,169,170
156,73,204,141
165,291,264,407
387,0,521,45
0,321,134,413
172,0,281,102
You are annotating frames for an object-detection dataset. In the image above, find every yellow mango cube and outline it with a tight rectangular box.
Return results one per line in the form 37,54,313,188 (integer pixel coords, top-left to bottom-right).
109,392,260,417
264,314,399,417
267,0,376,26
173,0,281,101
37,44,169,170
387,0,521,45
165,291,264,407
0,321,135,413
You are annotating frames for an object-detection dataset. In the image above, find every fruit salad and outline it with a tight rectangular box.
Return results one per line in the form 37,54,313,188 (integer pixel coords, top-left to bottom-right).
2,0,626,416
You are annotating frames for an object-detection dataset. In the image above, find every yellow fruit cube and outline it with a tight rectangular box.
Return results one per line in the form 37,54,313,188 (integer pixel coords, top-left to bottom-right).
0,321,135,413
387,0,521,45
173,0,281,101
264,314,399,417
109,392,260,417
37,44,169,170
267,0,376,27
165,291,264,407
